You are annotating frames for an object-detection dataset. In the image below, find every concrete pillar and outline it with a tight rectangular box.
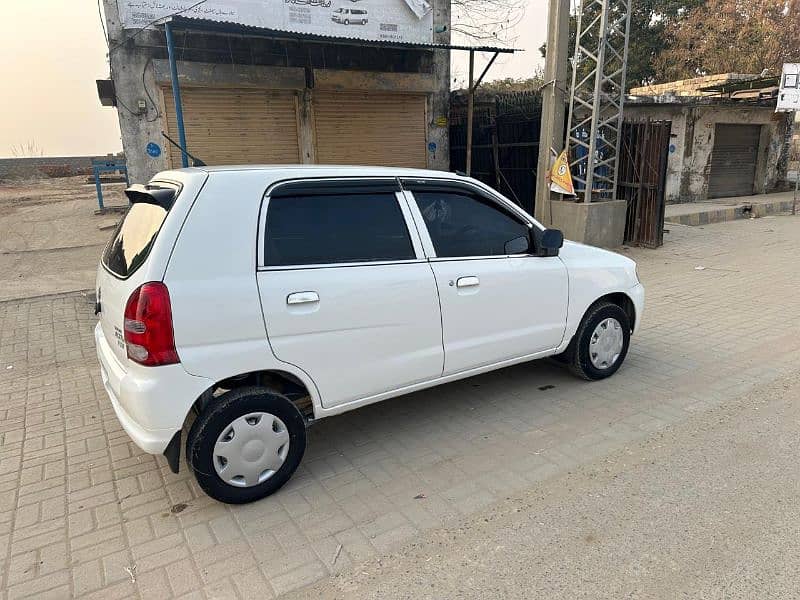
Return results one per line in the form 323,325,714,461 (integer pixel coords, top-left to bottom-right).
534,0,570,224
298,89,317,164
103,0,169,183
427,0,451,171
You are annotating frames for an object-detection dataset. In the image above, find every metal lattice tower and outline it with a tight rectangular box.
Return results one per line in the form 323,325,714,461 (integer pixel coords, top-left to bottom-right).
565,0,632,202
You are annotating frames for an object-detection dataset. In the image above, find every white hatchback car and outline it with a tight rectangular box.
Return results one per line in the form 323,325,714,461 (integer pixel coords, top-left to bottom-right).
95,165,644,504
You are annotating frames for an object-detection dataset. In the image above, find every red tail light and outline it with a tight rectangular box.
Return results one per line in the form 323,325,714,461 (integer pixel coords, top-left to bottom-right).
123,282,179,366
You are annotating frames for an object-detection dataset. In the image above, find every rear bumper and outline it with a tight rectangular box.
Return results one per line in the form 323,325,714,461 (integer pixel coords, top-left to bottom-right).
95,323,211,454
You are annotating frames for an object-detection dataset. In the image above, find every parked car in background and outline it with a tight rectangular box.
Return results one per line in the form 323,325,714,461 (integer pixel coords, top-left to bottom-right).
331,7,368,24
94,166,644,504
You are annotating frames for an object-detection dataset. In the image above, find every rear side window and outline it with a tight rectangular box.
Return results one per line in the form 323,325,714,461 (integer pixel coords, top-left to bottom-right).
102,202,168,278
265,192,415,266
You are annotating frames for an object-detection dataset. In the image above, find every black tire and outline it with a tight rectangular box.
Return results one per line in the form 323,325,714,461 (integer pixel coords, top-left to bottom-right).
186,387,306,504
362,19,367,24
344,18,350,24
565,301,631,381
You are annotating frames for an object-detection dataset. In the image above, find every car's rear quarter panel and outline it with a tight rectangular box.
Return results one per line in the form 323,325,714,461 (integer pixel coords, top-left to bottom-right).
165,171,321,405
95,170,209,368
94,169,213,449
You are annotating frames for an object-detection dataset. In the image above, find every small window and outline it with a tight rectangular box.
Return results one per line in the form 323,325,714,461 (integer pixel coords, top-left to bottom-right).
414,191,530,258
265,192,415,266
102,197,171,278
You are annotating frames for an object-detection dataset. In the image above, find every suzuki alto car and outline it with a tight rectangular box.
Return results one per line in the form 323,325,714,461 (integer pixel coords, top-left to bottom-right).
95,165,644,504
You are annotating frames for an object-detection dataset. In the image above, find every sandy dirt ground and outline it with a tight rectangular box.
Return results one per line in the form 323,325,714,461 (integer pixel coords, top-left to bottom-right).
0,176,127,302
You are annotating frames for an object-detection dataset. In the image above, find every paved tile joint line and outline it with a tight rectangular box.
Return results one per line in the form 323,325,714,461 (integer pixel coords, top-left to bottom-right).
0,216,799,598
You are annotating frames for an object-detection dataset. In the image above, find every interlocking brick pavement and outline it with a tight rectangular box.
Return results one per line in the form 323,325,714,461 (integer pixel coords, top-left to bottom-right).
1,215,799,599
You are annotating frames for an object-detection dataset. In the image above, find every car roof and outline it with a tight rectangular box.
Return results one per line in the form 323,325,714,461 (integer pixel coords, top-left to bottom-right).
154,164,540,226
175,164,464,180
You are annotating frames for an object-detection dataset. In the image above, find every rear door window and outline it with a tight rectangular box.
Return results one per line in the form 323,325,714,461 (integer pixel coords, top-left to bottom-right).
102,186,175,278
265,191,415,266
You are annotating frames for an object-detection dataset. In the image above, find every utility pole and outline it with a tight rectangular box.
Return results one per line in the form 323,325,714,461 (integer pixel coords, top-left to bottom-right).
534,0,570,225
466,50,475,176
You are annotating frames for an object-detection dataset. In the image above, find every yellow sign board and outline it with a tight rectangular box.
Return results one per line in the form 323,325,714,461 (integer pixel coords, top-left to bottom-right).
549,149,575,196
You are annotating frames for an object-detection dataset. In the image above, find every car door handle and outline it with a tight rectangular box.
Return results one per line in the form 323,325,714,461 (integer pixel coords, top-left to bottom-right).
456,276,480,288
287,291,319,305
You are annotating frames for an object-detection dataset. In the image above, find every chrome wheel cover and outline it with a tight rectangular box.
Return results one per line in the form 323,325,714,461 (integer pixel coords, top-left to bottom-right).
213,412,290,487
589,317,624,369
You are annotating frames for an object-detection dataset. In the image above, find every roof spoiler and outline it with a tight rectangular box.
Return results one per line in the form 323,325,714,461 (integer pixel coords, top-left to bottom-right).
124,184,177,210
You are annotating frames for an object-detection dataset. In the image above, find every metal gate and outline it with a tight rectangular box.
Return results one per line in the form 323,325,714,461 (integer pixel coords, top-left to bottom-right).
617,120,671,248
450,91,542,214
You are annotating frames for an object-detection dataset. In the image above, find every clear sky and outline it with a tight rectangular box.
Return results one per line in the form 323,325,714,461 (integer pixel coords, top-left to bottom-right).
0,0,546,158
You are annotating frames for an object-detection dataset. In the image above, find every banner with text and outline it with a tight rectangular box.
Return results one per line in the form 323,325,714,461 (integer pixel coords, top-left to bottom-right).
119,0,434,44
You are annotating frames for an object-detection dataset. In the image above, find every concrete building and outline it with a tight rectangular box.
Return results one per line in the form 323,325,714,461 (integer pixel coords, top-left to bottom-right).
101,1,453,183
628,75,791,203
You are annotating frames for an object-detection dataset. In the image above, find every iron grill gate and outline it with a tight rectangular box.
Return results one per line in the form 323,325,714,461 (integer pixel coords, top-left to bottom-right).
450,92,542,214
617,120,671,248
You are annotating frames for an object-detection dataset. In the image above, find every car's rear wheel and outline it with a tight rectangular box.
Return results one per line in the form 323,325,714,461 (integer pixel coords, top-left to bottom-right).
565,301,630,381
186,387,306,504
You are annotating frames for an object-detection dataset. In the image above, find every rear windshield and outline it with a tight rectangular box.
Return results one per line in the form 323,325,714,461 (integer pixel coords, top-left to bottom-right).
102,190,173,278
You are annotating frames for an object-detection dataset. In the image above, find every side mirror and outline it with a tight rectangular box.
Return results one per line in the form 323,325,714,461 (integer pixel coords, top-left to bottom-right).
539,228,564,257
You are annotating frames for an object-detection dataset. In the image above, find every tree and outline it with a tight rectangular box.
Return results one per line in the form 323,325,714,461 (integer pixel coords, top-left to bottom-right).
655,0,800,80
476,72,547,94
451,0,526,42
625,0,705,86
540,0,703,88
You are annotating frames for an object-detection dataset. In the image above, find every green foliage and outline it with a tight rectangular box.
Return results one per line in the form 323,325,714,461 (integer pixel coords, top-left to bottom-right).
655,0,800,80
540,0,704,88
477,72,547,94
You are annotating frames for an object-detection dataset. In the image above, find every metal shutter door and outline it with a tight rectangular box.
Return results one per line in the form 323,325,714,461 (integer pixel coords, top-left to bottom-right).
708,124,760,198
313,92,427,168
162,88,300,167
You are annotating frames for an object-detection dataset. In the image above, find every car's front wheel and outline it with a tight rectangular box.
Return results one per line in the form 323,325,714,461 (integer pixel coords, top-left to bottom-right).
564,301,630,380
186,387,306,504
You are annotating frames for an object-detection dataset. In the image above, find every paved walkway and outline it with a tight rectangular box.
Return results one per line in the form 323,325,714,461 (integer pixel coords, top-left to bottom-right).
665,191,796,225
1,215,799,599
289,372,800,599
